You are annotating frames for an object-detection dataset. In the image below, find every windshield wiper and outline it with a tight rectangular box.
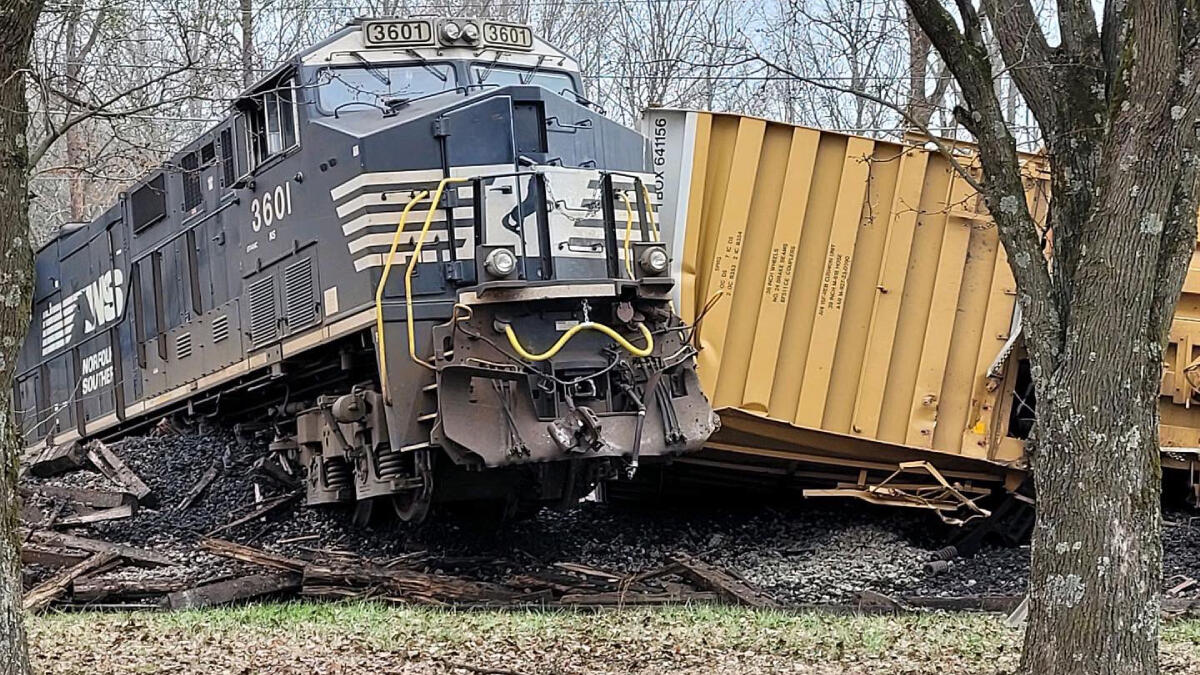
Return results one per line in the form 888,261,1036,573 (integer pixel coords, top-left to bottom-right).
405,49,447,82
350,51,390,86
477,53,502,84
521,56,547,85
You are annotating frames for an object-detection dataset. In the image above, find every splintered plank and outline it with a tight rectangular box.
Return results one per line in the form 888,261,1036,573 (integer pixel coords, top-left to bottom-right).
300,585,378,601
164,573,302,610
27,442,89,478
73,578,193,603
670,553,779,608
21,544,88,569
623,563,685,585
551,562,623,583
24,550,120,613
204,493,299,536
177,462,221,511
559,591,719,606
303,563,518,605
20,485,135,509
505,573,594,595
29,531,174,567
198,538,305,573
54,504,136,528
86,441,152,501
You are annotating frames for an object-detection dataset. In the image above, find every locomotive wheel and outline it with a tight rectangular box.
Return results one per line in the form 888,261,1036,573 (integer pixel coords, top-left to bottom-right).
391,448,434,523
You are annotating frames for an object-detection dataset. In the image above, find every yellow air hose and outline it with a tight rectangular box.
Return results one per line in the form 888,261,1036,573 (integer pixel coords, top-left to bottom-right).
504,321,654,362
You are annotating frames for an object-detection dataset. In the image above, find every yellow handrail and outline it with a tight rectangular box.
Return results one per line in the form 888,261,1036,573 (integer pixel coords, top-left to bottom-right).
618,191,636,279
375,190,431,403
405,177,470,370
638,183,662,243
504,321,654,362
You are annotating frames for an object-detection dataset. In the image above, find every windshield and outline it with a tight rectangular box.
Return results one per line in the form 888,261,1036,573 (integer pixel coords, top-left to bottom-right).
316,64,456,114
472,65,577,96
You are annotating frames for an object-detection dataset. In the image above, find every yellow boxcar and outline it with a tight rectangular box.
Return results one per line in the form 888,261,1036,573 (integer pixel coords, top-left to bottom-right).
644,108,1200,511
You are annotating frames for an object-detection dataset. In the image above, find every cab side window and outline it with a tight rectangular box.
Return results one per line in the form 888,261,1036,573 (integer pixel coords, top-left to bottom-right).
242,77,299,171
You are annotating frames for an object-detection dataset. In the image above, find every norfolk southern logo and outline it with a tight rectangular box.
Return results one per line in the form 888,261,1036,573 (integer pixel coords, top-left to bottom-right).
40,269,125,357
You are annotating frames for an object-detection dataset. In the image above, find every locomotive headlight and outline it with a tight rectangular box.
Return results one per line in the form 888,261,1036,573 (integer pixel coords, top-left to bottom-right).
461,23,480,42
639,246,670,275
441,21,462,41
484,248,517,278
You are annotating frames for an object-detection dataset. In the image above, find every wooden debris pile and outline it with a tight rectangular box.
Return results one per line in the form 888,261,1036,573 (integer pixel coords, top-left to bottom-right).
22,440,151,531
19,437,785,613
21,530,780,611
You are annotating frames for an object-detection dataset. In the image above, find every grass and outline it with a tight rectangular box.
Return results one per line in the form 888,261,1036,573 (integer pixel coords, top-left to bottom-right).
27,602,1200,674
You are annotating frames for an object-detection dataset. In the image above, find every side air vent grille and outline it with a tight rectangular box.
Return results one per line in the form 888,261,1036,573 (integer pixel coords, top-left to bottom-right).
212,314,229,343
248,276,277,348
175,332,192,359
283,257,316,330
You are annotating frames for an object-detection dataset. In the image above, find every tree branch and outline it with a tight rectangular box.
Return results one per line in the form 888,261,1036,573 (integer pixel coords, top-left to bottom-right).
906,0,1062,371
1055,0,1103,64
27,58,197,168
1148,122,1200,347
981,0,1065,130
739,52,986,194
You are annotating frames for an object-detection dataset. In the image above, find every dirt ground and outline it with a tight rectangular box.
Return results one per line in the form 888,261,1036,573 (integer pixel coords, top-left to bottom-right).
24,602,1200,674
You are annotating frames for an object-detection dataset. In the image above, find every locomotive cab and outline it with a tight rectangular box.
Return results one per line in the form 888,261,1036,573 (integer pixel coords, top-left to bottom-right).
15,17,716,523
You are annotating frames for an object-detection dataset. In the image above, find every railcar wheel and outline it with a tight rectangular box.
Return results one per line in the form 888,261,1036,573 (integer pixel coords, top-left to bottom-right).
390,448,434,523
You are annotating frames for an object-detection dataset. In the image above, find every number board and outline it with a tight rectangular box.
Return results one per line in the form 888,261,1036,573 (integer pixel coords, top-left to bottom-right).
482,22,534,51
362,20,435,48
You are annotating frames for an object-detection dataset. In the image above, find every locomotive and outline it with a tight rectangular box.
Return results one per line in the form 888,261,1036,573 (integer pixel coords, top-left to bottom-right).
16,17,717,521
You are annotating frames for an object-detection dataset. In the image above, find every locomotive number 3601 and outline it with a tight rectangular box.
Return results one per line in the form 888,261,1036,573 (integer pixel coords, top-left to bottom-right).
251,182,294,232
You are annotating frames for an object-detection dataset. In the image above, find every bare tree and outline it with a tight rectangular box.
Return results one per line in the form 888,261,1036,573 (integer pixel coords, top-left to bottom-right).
903,5,950,129
240,0,254,87
0,2,47,672
903,0,1200,673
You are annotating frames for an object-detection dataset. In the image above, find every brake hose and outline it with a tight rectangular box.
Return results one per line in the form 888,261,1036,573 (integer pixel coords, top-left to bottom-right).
503,321,654,362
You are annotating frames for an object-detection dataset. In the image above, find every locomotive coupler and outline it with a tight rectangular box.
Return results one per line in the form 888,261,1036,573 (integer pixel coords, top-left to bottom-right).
548,403,609,454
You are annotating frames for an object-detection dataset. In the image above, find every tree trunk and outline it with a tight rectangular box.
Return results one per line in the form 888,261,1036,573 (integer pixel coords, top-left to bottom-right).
1017,74,1198,674
0,2,46,673
240,0,254,88
902,0,1200,672
65,128,87,222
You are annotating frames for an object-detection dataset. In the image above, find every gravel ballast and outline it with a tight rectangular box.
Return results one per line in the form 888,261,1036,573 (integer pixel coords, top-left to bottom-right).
20,427,1200,606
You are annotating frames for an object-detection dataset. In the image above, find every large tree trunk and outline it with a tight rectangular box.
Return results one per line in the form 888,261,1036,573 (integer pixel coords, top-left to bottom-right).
1018,66,1198,673
903,0,1200,672
0,2,46,674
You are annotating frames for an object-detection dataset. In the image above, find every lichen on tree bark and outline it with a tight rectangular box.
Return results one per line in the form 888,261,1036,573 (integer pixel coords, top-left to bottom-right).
904,0,1200,673
0,2,49,674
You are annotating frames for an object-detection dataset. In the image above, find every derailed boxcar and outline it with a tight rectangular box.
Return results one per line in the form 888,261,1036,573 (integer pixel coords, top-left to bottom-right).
644,108,1200,519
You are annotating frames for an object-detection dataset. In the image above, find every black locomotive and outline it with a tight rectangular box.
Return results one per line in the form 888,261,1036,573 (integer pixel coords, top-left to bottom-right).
15,17,716,521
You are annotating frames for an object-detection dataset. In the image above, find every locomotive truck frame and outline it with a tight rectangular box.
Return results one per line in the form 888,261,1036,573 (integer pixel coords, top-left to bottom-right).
16,17,718,522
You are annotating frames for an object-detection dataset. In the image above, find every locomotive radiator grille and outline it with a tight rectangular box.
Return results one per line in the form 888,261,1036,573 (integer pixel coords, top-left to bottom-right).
212,314,230,343
284,257,317,329
248,276,278,348
174,332,193,360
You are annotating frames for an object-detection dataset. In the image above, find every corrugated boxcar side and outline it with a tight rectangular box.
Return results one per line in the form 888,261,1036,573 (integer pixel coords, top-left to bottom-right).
645,108,1072,470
